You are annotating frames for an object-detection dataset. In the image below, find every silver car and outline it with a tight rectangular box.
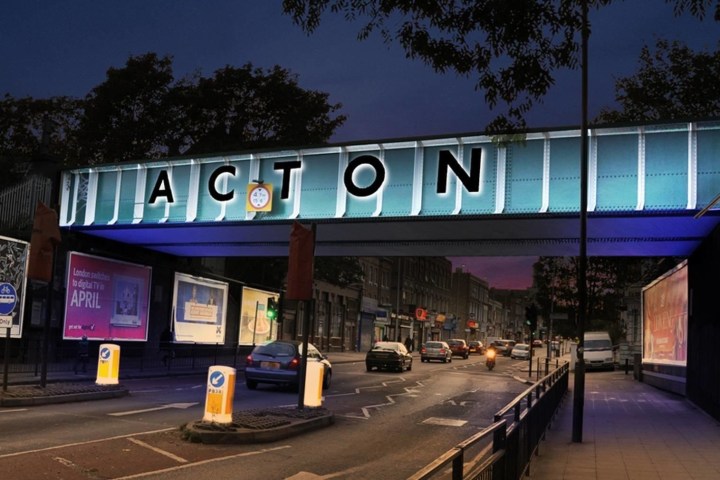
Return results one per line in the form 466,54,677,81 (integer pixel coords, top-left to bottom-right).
420,341,453,363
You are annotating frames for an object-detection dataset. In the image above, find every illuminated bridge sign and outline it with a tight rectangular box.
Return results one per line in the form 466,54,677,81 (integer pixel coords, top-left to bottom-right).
59,120,720,258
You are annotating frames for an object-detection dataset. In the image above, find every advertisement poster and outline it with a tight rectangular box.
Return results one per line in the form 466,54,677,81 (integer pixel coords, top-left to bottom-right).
0,235,29,339
642,261,688,366
64,252,152,341
239,287,279,345
172,273,228,344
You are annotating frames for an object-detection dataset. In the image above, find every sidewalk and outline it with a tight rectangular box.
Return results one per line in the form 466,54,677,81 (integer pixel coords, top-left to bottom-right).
528,370,720,480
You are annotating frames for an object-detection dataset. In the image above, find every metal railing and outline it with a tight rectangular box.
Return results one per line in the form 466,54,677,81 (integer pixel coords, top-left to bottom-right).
408,361,569,480
0,175,51,230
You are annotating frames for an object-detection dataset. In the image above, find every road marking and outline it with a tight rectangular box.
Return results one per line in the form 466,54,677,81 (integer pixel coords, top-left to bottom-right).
0,408,27,413
342,382,426,420
422,417,467,427
286,465,366,479
127,437,188,463
112,445,292,479
0,427,176,459
108,402,198,416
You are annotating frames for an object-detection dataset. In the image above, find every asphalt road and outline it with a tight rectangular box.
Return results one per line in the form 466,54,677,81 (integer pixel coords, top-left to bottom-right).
0,354,534,480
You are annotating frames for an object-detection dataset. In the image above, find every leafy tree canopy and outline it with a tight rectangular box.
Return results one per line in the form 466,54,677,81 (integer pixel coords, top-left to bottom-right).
532,256,681,339
596,39,720,123
282,0,716,132
1,53,346,173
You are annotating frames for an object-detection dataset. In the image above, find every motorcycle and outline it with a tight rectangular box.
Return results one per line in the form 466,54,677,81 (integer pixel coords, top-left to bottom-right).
485,348,496,370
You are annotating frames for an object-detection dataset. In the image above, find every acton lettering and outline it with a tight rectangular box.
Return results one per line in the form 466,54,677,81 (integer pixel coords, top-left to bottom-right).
147,149,482,205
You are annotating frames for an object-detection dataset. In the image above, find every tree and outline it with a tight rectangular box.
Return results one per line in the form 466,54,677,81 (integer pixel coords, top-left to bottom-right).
185,64,346,155
0,53,346,172
0,94,81,186
532,256,681,339
596,39,720,123
282,0,718,132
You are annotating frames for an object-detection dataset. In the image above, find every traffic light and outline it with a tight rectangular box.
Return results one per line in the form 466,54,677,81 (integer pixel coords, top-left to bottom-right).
266,297,278,320
525,304,538,332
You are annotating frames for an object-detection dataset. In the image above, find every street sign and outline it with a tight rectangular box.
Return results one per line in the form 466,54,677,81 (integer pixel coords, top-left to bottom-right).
0,282,17,329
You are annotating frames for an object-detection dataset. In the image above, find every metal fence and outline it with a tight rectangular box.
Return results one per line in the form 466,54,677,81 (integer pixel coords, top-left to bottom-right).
0,175,51,231
408,361,569,480
1,338,251,377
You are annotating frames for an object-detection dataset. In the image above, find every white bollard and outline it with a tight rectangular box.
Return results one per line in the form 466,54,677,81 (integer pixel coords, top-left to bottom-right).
96,344,120,385
303,361,324,408
203,366,236,424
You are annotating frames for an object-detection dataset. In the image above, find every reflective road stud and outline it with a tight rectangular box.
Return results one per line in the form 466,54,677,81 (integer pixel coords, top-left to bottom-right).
96,344,120,385
303,362,324,408
203,366,236,424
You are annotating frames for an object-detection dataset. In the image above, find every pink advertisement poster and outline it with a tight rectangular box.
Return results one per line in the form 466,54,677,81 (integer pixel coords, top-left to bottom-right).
64,252,152,341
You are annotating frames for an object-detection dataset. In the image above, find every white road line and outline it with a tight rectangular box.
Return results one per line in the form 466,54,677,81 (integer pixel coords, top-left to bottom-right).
0,427,176,459
112,445,292,480
109,402,198,416
127,437,188,464
0,408,27,413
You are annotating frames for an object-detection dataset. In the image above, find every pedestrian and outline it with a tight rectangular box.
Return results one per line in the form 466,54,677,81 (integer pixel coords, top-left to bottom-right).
73,335,89,374
404,335,413,352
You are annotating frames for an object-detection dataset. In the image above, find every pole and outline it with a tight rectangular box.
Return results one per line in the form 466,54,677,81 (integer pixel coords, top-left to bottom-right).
2,328,9,392
394,259,401,340
572,0,589,443
252,301,259,346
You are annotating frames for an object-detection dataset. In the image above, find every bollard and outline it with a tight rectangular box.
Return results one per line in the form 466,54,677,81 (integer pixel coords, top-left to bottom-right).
96,344,120,385
304,361,324,408
625,358,629,375
203,366,236,424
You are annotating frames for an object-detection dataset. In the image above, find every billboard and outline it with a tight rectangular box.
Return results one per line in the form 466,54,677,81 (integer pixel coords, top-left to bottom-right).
172,273,228,344
0,235,29,338
642,260,688,366
239,287,279,345
64,252,152,341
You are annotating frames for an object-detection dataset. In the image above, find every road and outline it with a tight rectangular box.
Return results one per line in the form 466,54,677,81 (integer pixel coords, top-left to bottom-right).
0,353,540,480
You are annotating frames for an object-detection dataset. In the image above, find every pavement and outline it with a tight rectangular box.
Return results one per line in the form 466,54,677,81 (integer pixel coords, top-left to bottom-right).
3,351,720,479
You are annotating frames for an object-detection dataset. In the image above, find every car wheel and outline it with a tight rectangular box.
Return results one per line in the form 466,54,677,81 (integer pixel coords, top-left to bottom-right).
246,379,258,390
323,370,332,389
366,364,372,372
407,362,412,371
464,353,469,359
442,358,447,363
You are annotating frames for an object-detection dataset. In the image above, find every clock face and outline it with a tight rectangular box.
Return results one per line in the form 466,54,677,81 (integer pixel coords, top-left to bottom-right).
248,184,271,210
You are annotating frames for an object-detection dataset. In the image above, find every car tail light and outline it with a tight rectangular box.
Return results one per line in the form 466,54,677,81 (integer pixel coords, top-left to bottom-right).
440,348,447,354
420,347,427,354
246,355,254,366
288,357,300,370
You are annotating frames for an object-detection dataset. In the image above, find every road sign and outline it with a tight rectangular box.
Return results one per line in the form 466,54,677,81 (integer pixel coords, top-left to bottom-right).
0,282,17,329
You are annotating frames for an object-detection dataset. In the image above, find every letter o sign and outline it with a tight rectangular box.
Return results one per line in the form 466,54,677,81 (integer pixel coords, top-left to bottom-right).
344,155,385,197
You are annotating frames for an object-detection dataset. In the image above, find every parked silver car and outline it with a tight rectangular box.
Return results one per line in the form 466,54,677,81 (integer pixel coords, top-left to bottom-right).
420,341,453,363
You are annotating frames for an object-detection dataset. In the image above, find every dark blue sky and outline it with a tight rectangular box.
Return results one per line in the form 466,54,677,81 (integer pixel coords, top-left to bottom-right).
4,0,717,287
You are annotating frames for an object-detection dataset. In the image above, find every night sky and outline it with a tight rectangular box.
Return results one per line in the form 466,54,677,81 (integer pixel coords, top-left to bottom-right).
4,0,717,287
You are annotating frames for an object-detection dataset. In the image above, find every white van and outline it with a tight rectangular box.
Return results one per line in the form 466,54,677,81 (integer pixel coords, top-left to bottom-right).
583,331,614,370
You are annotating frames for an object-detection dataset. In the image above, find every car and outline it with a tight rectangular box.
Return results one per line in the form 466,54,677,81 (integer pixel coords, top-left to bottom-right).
420,341,453,363
447,339,470,359
245,340,332,390
511,343,531,359
532,339,543,348
468,340,484,355
366,341,413,372
493,339,516,356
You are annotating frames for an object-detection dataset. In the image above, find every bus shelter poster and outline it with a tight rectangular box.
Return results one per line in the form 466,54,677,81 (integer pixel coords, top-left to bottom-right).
172,273,228,344
642,261,688,366
64,252,152,341
238,287,278,345
0,235,29,339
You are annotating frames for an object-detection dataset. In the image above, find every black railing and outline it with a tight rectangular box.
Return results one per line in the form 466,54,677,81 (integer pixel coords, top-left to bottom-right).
408,361,569,480
0,338,253,376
